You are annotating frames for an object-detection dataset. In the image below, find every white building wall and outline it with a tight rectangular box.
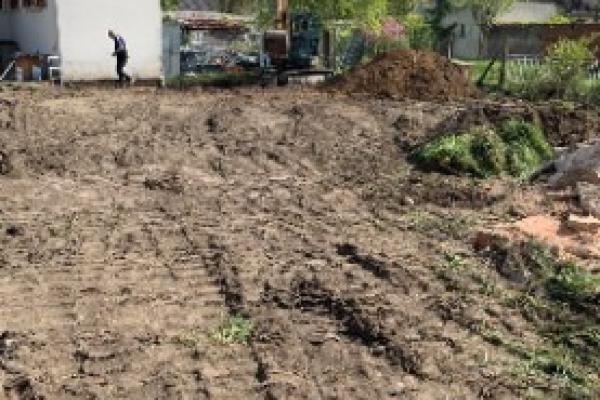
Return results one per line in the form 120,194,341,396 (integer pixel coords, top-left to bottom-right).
56,0,162,81
10,0,59,54
442,8,482,59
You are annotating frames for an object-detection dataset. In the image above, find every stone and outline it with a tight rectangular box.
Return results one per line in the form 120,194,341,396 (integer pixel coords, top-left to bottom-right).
549,140,600,188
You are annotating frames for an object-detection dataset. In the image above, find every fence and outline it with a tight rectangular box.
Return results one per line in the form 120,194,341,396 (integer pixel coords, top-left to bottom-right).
506,54,600,83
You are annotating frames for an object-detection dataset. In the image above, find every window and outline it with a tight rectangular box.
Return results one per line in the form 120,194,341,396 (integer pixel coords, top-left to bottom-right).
23,0,32,7
10,0,18,9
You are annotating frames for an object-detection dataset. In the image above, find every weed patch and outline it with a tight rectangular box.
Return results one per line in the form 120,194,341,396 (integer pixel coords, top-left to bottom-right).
210,315,253,345
481,239,600,398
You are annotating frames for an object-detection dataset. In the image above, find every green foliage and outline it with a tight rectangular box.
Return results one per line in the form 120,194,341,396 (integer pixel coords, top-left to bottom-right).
484,240,600,398
546,38,594,84
411,131,482,176
448,0,516,24
400,12,435,50
255,0,388,30
546,14,572,24
210,316,253,345
546,261,600,305
411,120,553,178
388,0,422,17
501,38,595,101
470,128,507,175
445,253,465,269
160,0,179,11
500,120,553,178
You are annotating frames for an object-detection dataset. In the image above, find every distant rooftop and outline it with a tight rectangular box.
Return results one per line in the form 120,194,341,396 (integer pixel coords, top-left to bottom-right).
495,1,560,23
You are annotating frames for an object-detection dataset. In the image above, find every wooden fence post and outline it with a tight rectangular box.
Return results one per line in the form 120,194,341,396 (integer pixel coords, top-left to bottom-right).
499,38,509,89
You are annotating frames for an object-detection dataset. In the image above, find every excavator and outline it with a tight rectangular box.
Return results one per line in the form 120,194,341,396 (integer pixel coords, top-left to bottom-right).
261,0,333,85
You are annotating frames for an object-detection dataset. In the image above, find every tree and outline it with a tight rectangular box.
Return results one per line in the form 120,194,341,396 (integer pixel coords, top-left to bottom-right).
387,0,422,17
254,0,389,30
161,0,179,12
447,0,515,25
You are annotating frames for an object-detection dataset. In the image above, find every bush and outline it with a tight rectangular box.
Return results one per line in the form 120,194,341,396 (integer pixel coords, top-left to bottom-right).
411,120,553,178
506,38,595,101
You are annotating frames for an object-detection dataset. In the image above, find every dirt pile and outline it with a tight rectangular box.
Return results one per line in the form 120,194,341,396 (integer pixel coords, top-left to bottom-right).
329,49,476,100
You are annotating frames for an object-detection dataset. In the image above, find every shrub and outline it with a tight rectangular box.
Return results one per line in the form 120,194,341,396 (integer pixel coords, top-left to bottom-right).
506,38,595,101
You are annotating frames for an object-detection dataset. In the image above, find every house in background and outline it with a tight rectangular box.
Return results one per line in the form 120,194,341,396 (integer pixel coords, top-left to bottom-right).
0,0,162,82
441,1,561,59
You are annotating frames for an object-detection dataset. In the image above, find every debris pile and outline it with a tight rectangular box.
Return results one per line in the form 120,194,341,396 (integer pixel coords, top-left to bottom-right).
329,49,476,100
410,120,553,178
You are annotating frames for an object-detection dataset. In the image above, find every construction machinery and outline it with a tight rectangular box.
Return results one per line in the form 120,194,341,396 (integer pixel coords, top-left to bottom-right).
261,0,333,85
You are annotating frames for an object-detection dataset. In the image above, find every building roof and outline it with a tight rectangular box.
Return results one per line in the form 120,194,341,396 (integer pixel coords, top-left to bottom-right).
178,0,220,11
495,1,560,23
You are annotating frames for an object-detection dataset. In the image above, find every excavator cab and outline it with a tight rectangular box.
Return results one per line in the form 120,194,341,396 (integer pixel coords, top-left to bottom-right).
288,12,321,69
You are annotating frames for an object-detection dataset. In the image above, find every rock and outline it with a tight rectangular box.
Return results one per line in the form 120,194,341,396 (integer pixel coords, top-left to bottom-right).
565,214,600,233
549,140,600,188
577,182,600,218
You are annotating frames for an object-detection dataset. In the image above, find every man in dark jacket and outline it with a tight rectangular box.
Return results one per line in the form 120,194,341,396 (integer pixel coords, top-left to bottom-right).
108,30,131,86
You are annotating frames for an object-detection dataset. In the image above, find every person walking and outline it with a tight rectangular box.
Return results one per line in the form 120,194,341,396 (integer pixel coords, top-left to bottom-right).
108,30,132,87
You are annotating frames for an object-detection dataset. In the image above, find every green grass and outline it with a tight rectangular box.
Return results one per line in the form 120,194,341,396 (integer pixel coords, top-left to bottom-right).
411,120,553,179
210,315,253,345
445,253,465,270
465,59,502,86
546,261,600,306
479,240,600,398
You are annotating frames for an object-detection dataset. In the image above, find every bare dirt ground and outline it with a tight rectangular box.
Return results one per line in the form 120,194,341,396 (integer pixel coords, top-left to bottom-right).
0,86,598,400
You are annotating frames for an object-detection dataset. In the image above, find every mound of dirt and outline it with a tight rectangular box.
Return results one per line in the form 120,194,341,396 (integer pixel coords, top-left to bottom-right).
329,49,476,100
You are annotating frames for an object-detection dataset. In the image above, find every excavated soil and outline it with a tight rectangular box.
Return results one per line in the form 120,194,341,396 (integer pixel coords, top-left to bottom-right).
328,49,476,100
0,87,598,400
392,99,600,152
